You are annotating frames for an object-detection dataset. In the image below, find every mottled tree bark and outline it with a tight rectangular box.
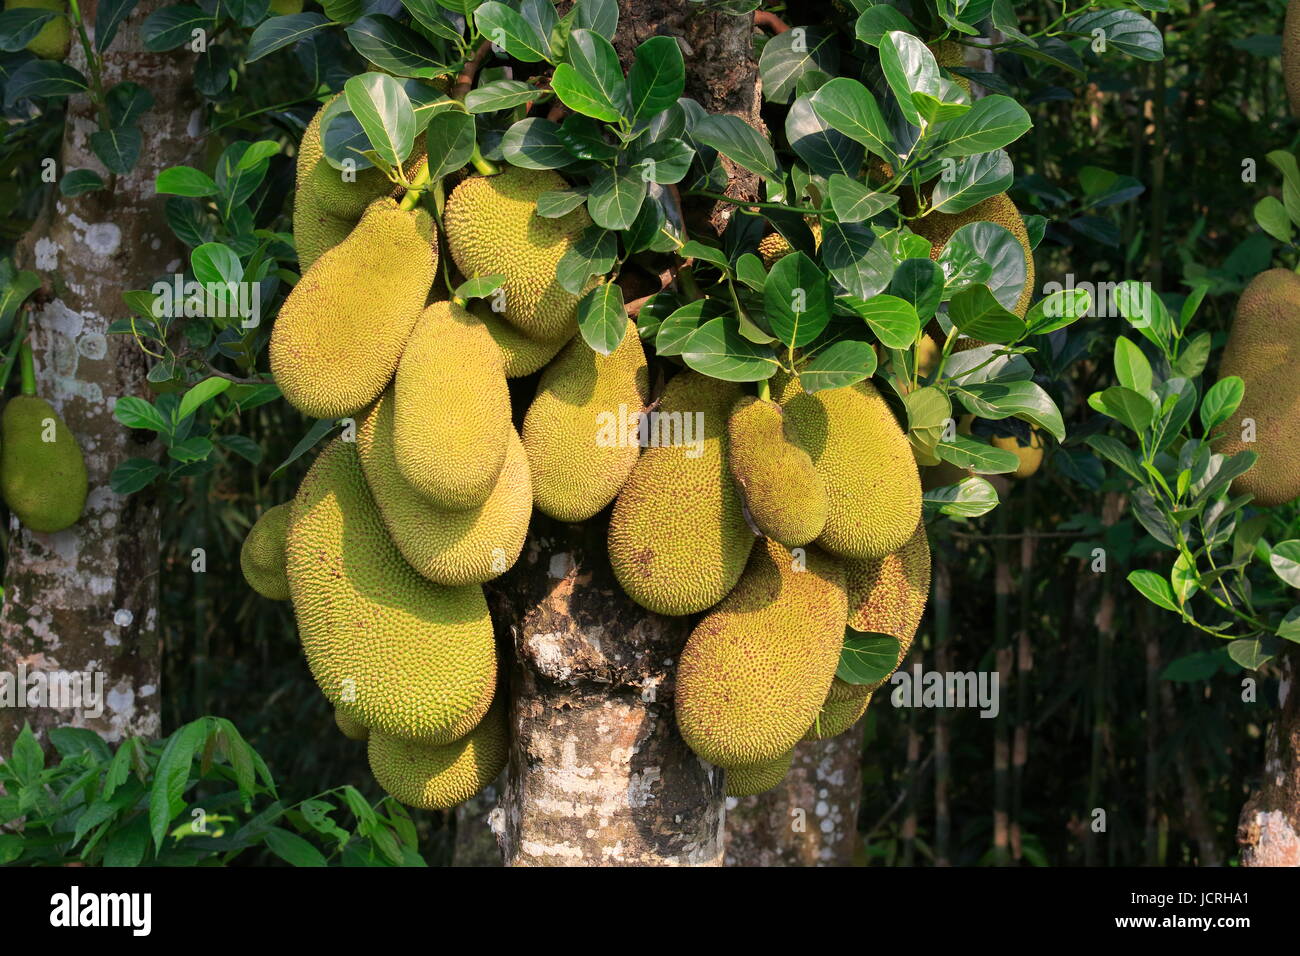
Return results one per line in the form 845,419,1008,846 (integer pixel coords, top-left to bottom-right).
1238,649,1300,866
1,2,201,750
724,732,863,867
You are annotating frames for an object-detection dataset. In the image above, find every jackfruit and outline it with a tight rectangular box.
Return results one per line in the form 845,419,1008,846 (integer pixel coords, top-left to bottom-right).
803,693,872,741
725,750,794,797
240,502,293,600
272,197,436,419
335,708,369,741
675,538,847,767
1287,0,1300,117
1214,268,1300,506
726,395,827,547
368,701,508,810
992,428,1043,478
757,222,823,268
305,153,396,223
912,192,1034,318
474,302,571,377
0,396,87,533
608,371,755,616
929,39,971,95
269,0,302,13
5,0,69,60
774,373,921,561
523,319,648,522
357,389,530,586
285,440,496,744
393,301,512,510
444,166,591,342
829,520,930,702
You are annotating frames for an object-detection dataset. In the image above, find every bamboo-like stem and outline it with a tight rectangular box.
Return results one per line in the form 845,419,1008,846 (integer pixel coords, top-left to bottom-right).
19,338,37,396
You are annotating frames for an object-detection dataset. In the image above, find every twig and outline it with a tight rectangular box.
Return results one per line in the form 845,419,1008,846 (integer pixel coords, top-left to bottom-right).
624,265,679,318
453,40,494,101
753,10,790,34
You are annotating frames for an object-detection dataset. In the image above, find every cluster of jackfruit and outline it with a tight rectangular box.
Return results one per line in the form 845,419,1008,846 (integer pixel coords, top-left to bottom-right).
0,392,88,534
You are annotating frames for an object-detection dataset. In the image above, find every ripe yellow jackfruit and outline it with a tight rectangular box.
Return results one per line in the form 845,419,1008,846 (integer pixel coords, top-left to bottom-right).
804,693,872,741
929,39,971,95
393,301,511,510
474,302,571,377
523,319,648,522
240,502,293,600
368,701,508,810
992,428,1043,478
285,440,496,744
5,0,68,60
774,373,921,561
334,708,369,741
676,538,847,767
357,388,530,586
912,192,1034,318
0,396,86,533
726,395,827,547
1287,0,1300,117
272,197,436,419
726,750,794,797
1215,268,1300,506
829,520,930,702
444,166,591,342
608,371,755,615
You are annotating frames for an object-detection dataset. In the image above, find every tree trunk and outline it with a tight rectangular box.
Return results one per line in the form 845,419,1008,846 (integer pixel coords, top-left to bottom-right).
724,732,863,867
1237,648,1300,866
0,2,201,750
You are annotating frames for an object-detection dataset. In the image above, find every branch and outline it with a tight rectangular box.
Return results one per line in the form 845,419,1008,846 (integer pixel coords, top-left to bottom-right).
453,40,494,101
625,265,678,318
753,10,790,34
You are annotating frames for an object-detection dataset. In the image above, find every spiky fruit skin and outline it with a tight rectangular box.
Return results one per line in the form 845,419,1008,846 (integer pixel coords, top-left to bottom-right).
335,709,370,741
912,192,1034,318
285,440,496,744
609,371,755,616
829,522,931,703
676,539,847,767
727,396,827,547
305,156,395,223
0,396,87,533
524,320,648,522
474,303,571,377
928,39,971,95
1215,268,1300,506
6,0,69,60
358,389,530,586
756,222,822,268
272,198,436,419
804,693,872,741
725,750,795,797
393,302,511,510
444,167,591,342
240,502,293,600
992,429,1043,479
774,374,921,561
1288,0,1300,117
368,702,508,810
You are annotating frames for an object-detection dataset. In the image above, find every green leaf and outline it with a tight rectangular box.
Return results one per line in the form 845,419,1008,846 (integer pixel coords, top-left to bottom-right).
1127,569,1180,613
764,251,832,348
655,299,728,357
1227,637,1277,670
264,827,328,867
798,339,877,392
786,93,864,179
1064,10,1164,61
168,436,214,463
455,274,506,300
923,475,999,517
889,258,945,322
536,188,589,218
551,63,622,121
1200,376,1244,434
936,435,1020,474
556,225,616,294
150,720,208,850
878,30,941,128
60,169,106,197
690,114,781,183
564,29,628,118
587,167,646,230
853,6,914,47
827,173,898,222
0,9,55,53
247,11,329,61
1270,540,1300,588
681,317,780,382
959,380,1066,441
757,26,838,105
936,95,1032,158
142,4,217,52
345,15,451,79
847,293,920,348
500,117,572,169
114,396,171,433
177,377,233,422
270,418,339,480
1113,336,1152,395
110,458,163,494
1277,607,1300,644
821,220,894,299
156,166,218,198
1254,196,1292,243
1113,279,1171,350
465,79,541,113
476,1,550,62
4,60,87,106
1171,551,1199,605
936,221,1027,314
1087,385,1155,434
807,77,894,162
1085,434,1144,482
1025,288,1090,335
929,150,1014,213
835,631,901,686
344,73,415,168
577,283,626,356
628,34,684,120
948,285,1024,343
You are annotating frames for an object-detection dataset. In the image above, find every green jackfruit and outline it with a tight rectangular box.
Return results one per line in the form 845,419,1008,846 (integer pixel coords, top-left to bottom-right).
5,0,69,60
368,701,508,810
1287,0,1300,117
523,319,649,522
1214,268,1300,506
829,520,931,702
804,693,872,741
774,374,921,561
727,395,827,547
676,538,847,767
272,197,436,419
474,302,571,377
929,39,971,95
285,440,496,744
609,371,755,616
335,708,369,741
912,192,1034,319
444,166,591,342
0,396,87,533
756,222,822,268
393,301,511,510
726,750,794,797
240,502,293,600
357,389,530,586
269,0,302,13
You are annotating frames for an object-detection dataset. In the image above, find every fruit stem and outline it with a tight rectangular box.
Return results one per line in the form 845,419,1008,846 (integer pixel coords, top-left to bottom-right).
470,142,498,176
677,264,704,302
757,379,771,402
19,338,37,397
399,162,432,210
